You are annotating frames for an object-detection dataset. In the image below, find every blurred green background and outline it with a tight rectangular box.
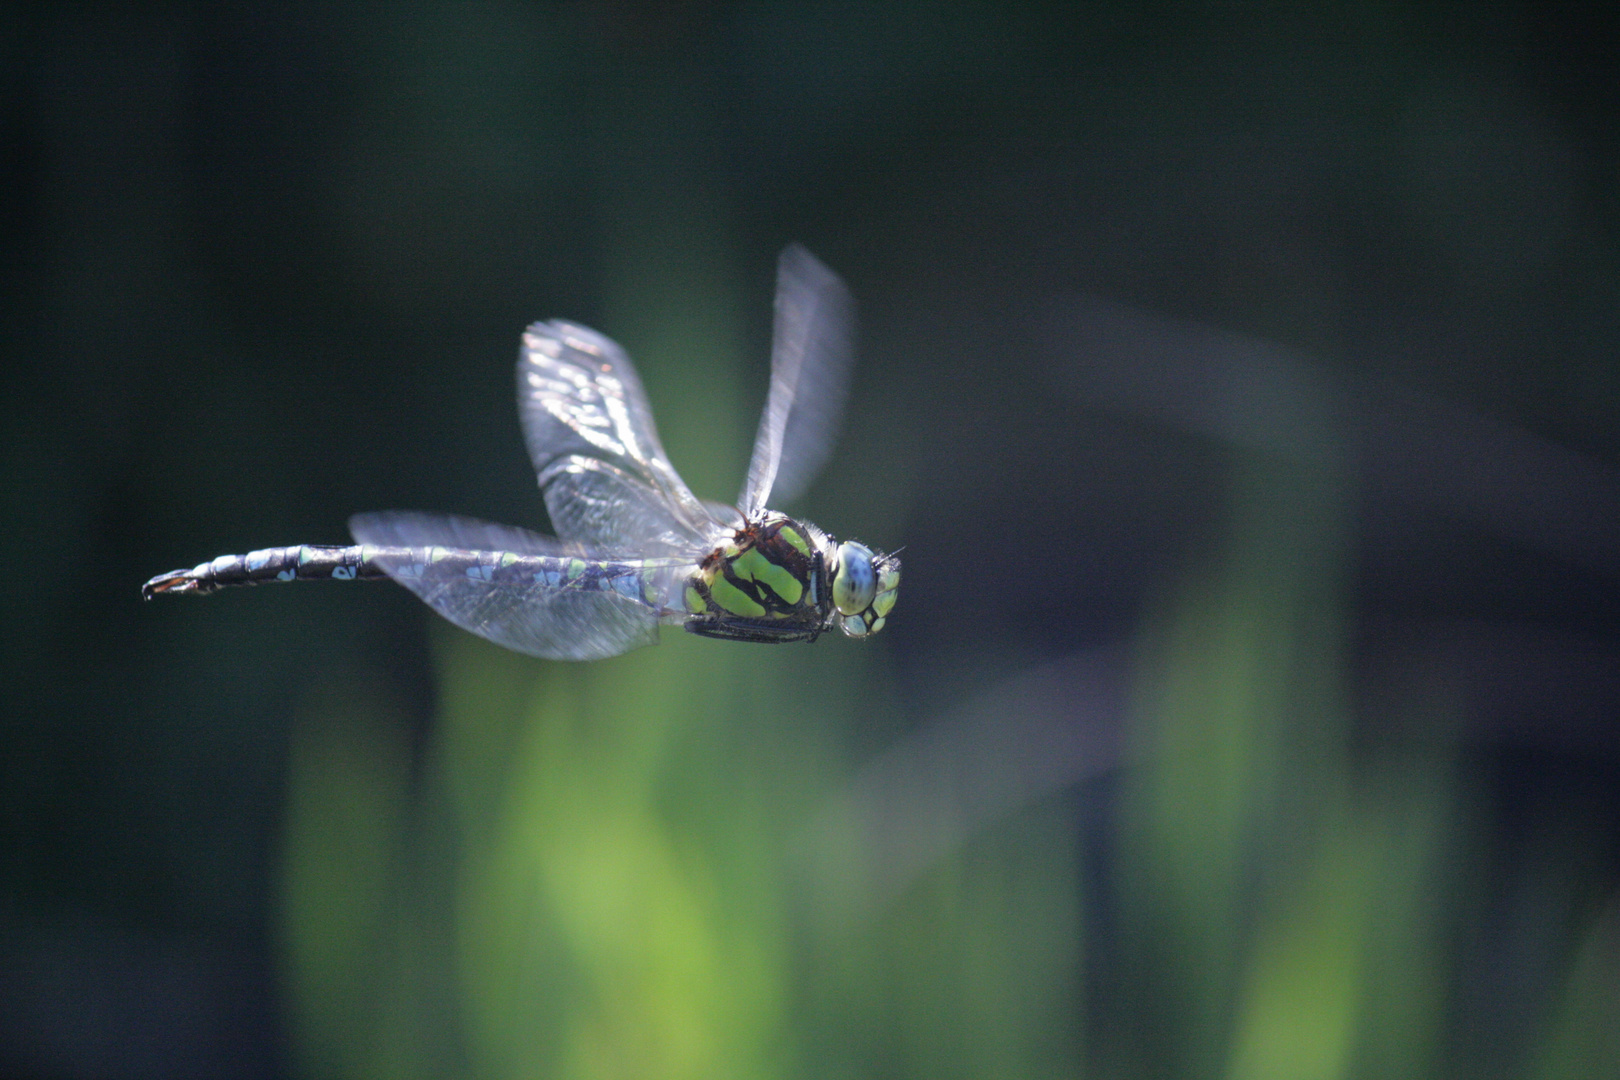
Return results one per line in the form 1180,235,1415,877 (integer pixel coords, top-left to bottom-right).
4,3,1619,1078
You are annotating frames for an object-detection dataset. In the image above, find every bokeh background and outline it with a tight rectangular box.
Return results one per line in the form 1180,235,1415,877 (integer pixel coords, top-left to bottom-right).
5,3,1619,1078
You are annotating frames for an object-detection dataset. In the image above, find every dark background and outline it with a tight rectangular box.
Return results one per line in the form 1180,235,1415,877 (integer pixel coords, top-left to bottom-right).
4,3,1618,1078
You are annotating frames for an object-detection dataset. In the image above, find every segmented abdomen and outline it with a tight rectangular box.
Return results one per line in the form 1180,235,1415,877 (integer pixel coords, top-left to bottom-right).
141,544,683,609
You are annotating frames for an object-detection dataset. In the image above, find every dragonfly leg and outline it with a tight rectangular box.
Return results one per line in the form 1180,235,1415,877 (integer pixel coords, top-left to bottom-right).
682,615,824,644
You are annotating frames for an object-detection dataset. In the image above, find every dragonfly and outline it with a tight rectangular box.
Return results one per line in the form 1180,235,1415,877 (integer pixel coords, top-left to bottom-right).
142,246,899,660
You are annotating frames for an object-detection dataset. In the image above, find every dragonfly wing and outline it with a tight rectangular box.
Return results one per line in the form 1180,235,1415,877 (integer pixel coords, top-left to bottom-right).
351,510,566,555
518,320,719,553
349,511,664,660
702,499,743,530
538,455,728,557
739,245,855,518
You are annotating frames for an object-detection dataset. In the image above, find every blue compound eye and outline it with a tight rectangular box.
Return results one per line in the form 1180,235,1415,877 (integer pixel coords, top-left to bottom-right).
832,541,877,616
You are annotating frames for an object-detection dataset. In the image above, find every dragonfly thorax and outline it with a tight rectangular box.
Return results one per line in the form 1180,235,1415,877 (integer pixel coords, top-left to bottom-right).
680,512,898,644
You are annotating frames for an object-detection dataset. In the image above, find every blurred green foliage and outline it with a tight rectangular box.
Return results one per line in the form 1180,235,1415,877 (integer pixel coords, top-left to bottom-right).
279,627,1090,1080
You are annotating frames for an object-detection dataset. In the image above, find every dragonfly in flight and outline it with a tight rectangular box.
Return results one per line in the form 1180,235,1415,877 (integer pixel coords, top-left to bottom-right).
143,246,899,660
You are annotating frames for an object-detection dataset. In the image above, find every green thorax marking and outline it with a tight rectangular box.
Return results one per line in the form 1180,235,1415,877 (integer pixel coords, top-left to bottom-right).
707,574,767,618
732,547,802,605
778,525,811,557
692,515,822,621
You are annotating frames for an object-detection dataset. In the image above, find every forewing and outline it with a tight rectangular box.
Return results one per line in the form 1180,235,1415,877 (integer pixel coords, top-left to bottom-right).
702,499,744,530
349,511,662,660
739,245,855,517
518,320,717,552
538,455,727,556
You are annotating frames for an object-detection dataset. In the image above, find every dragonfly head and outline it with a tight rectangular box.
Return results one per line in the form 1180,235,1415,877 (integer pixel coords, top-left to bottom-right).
830,540,900,637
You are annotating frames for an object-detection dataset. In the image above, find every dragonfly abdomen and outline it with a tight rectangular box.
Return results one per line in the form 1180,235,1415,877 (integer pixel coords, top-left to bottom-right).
141,545,389,598
142,544,676,608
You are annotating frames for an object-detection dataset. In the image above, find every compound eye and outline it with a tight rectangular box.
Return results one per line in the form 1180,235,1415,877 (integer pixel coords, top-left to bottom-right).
873,565,900,618
832,541,877,616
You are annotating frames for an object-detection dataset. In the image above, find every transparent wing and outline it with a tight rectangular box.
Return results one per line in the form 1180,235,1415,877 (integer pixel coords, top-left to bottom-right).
537,455,728,557
739,245,856,518
702,499,744,530
518,320,722,553
353,510,564,556
349,511,665,660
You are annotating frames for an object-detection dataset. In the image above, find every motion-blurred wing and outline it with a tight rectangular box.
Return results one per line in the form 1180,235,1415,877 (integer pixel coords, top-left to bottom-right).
739,245,855,518
530,455,712,559
350,511,662,660
518,320,721,554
